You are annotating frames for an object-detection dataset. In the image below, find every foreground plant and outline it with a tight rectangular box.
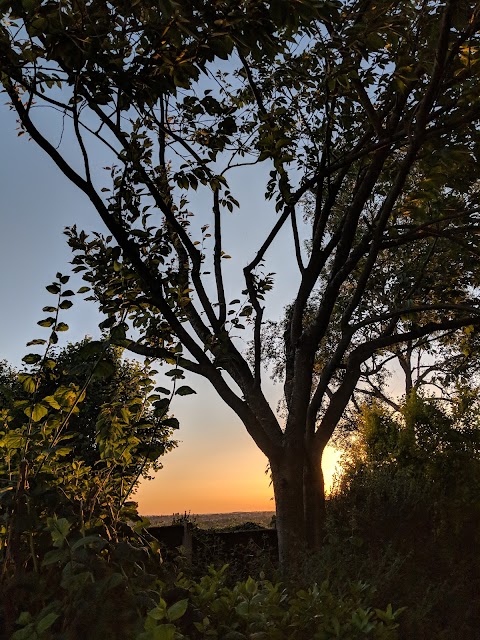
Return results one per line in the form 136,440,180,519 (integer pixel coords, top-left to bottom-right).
138,565,404,640
0,276,177,636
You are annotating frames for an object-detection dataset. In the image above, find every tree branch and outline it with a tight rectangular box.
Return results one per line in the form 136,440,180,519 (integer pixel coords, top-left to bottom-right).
213,190,227,326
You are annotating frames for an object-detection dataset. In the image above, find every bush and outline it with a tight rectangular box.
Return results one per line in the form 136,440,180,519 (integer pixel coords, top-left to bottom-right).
137,565,403,640
324,458,480,638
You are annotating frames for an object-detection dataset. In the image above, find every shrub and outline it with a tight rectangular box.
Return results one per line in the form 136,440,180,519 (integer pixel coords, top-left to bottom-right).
137,566,403,640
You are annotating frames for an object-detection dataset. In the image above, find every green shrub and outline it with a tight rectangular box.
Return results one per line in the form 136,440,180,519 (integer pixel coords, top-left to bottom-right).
137,566,403,640
325,446,480,638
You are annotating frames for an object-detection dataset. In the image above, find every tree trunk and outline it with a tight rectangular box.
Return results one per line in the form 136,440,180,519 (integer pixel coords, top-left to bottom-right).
270,449,307,568
304,445,326,551
270,442,328,570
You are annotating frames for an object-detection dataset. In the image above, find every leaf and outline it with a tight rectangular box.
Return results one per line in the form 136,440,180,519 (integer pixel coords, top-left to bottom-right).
165,368,185,379
101,573,124,591
43,395,61,410
46,284,60,294
162,417,179,430
36,612,59,634
151,624,176,640
42,549,67,566
59,300,73,310
239,305,253,317
26,339,47,346
18,374,36,393
223,632,247,640
77,286,90,293
175,386,196,396
24,403,49,422
155,387,170,395
22,353,42,364
53,387,77,409
167,599,188,622
153,398,170,416
99,316,116,330
0,433,25,449
147,602,167,621
92,360,115,379
71,535,107,551
37,317,55,328
11,625,35,640
235,601,249,616
16,612,32,626
110,324,127,341
47,517,71,548
77,340,105,358
53,447,73,457
55,322,69,332
245,576,257,595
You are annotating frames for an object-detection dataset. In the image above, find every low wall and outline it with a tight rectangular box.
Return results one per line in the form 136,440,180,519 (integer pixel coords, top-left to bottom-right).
147,523,278,560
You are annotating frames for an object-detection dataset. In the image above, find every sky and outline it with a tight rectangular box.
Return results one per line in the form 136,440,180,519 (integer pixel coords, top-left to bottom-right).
0,92,341,516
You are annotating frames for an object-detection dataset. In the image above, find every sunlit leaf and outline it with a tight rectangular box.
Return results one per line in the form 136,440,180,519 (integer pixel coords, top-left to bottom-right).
18,373,36,393
24,403,49,422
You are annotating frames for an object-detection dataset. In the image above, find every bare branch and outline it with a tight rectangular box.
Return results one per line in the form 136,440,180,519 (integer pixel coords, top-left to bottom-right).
213,189,227,326
355,388,401,412
351,316,480,366
291,205,305,274
352,77,385,137
238,50,267,116
352,303,480,332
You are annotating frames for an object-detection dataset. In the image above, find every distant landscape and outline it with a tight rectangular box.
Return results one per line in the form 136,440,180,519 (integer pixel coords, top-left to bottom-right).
146,511,275,529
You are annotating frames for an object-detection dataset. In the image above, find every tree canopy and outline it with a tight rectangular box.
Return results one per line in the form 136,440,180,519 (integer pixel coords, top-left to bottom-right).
2,0,480,564
0,339,177,477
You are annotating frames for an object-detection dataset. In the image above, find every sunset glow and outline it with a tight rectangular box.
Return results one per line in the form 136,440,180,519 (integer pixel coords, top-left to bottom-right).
136,441,340,516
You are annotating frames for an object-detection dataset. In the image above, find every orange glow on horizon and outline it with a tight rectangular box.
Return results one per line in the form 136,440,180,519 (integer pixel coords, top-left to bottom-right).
135,443,341,516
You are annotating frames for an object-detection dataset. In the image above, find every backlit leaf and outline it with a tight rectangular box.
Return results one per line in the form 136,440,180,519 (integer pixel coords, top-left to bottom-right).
24,403,49,422
175,386,196,396
22,353,41,365
18,373,36,393
37,317,55,328
46,284,60,294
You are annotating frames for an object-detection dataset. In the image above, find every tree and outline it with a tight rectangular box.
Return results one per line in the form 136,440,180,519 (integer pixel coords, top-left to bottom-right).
0,338,177,514
1,336,177,535
41,338,177,477
2,0,480,565
263,302,480,421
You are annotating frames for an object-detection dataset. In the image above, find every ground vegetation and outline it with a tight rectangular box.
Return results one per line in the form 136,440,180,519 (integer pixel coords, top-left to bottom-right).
2,0,480,568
